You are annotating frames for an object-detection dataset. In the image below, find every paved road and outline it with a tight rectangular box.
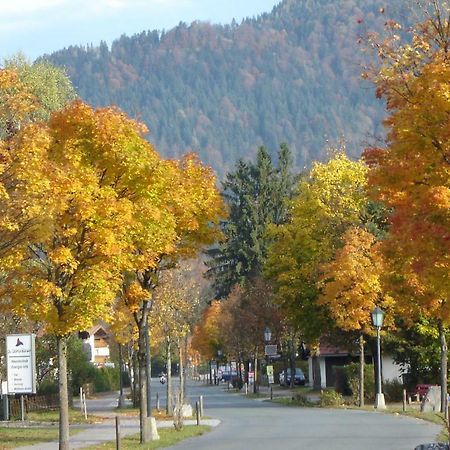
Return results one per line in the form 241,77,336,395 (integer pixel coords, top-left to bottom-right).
171,381,442,450
14,379,442,450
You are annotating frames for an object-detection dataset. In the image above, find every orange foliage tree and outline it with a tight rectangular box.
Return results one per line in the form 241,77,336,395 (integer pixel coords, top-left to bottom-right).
364,4,450,411
318,227,394,405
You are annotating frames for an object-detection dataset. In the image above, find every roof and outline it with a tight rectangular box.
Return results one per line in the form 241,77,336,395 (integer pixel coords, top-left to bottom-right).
318,342,349,357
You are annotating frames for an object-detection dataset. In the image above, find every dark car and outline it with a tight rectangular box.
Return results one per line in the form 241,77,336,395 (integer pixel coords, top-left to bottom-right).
279,368,306,386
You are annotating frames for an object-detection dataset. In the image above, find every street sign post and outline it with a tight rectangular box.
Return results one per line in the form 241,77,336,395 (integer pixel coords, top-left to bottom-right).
6,334,36,394
264,344,277,356
266,365,274,384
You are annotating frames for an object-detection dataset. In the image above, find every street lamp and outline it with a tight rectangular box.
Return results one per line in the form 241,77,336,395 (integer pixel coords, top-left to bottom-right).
371,306,386,409
264,328,272,388
217,350,222,385
264,327,272,343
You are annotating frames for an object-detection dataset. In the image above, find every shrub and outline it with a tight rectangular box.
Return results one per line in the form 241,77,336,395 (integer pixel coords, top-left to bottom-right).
93,367,119,393
383,379,405,402
293,393,314,407
335,363,375,404
38,380,58,396
319,389,344,407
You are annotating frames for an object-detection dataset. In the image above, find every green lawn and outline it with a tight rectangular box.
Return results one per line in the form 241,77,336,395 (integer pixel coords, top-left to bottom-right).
84,425,211,450
0,426,83,449
26,408,103,424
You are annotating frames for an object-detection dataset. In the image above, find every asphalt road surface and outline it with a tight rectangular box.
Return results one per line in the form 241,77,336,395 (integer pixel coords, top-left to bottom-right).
167,380,442,450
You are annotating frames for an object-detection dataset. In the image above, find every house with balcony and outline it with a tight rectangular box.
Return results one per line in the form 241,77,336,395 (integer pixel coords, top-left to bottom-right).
80,324,111,367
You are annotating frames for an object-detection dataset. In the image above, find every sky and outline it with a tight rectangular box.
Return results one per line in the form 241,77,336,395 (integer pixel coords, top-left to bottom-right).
1,0,281,61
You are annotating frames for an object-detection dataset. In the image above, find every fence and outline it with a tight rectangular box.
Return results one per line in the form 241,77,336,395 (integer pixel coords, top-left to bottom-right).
9,394,59,418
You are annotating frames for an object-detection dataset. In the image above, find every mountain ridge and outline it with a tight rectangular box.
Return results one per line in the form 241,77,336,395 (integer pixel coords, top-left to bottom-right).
41,0,410,177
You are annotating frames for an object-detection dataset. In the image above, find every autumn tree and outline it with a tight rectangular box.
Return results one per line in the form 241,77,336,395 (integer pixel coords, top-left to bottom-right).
0,59,76,265
191,300,223,362
265,152,369,346
0,101,175,449
217,277,283,390
318,227,394,405
151,264,203,413
364,2,450,412
116,152,224,442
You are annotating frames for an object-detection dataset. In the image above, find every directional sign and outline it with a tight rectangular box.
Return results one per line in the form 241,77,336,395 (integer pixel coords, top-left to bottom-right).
6,334,36,394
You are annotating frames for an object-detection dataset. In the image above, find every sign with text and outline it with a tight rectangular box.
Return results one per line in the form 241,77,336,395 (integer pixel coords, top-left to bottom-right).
265,344,278,356
6,334,36,394
266,365,274,384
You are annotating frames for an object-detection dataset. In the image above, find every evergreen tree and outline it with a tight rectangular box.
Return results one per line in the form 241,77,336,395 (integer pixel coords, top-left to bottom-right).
206,144,296,298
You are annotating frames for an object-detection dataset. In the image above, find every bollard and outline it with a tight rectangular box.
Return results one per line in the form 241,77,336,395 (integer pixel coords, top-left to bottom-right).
195,401,200,426
270,386,273,401
20,396,25,421
245,383,248,395
156,393,160,410
115,415,121,450
83,392,87,420
199,395,204,417
2,395,9,421
80,387,83,412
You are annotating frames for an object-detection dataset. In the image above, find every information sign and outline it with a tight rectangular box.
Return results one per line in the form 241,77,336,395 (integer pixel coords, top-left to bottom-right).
266,365,274,384
6,334,36,394
265,344,278,356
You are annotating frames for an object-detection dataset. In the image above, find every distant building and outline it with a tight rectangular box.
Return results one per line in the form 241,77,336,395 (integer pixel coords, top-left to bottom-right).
308,341,403,389
80,324,112,367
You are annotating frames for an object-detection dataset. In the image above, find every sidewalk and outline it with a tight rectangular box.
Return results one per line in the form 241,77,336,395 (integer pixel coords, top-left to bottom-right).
14,417,220,450
13,390,220,450
251,383,321,403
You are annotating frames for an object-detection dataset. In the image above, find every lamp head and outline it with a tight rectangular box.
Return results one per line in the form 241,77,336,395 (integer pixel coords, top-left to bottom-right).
371,306,385,328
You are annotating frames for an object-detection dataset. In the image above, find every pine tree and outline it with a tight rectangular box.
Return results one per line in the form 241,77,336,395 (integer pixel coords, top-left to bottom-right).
206,144,296,298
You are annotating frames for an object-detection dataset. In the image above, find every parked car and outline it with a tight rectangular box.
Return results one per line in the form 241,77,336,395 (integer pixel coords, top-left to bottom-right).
279,368,306,386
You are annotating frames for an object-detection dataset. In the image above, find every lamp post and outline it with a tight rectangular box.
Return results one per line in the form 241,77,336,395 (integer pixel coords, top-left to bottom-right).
217,350,222,385
264,328,272,387
264,327,272,344
371,306,386,409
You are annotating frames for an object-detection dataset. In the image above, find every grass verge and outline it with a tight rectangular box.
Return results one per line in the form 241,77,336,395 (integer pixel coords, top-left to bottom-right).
26,408,103,424
84,425,211,449
0,425,84,449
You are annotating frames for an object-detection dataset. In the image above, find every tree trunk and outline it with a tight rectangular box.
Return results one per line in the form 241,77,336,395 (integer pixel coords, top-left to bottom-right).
179,342,185,403
132,351,139,407
289,339,296,389
359,334,365,407
438,321,448,414
209,360,212,385
253,351,258,394
57,335,69,450
145,319,152,418
166,339,172,415
138,321,150,443
183,336,188,391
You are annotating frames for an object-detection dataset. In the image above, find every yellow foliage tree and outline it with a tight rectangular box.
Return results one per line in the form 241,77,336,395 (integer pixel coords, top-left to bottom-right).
0,100,179,449
265,152,368,342
318,227,394,405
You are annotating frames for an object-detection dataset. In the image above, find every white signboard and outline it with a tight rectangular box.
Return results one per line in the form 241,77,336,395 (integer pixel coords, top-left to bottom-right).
6,334,36,394
267,365,274,384
265,344,278,356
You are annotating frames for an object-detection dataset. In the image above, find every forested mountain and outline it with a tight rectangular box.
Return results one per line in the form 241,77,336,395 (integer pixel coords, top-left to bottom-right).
41,0,410,177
